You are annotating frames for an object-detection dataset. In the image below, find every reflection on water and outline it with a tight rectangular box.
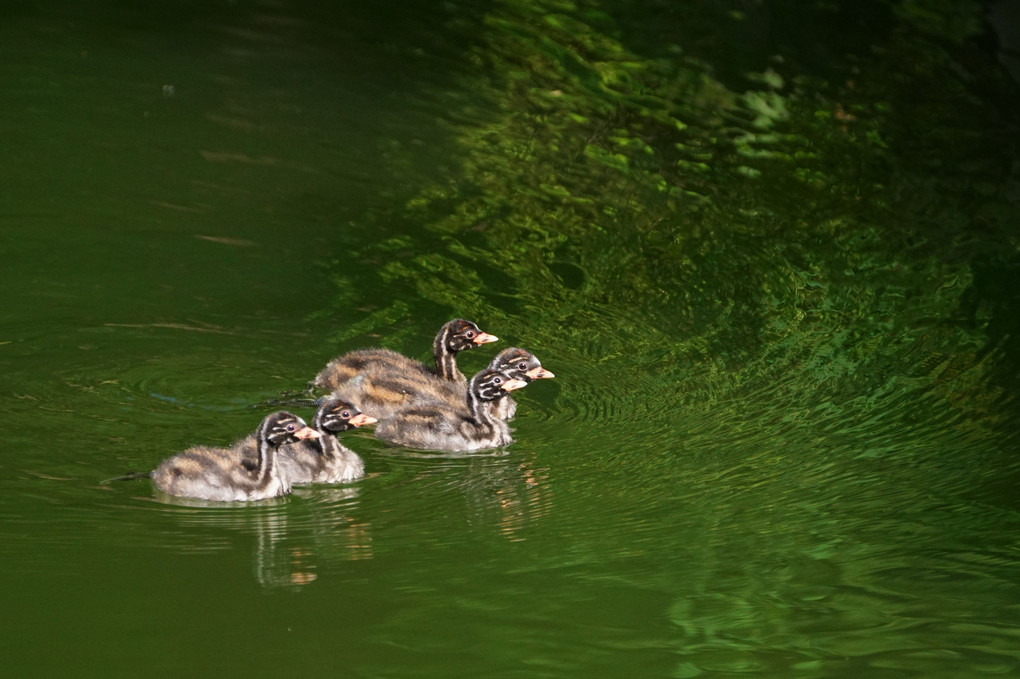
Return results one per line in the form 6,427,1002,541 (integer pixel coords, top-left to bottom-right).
102,484,375,590
366,447,558,545
243,488,374,590
91,445,556,590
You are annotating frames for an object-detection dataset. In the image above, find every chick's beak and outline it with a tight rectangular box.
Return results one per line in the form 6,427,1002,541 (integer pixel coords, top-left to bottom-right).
294,426,320,440
349,413,378,427
473,332,499,345
527,366,555,380
501,378,529,392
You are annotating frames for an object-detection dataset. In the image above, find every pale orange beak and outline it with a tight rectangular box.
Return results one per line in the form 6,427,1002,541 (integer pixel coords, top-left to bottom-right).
473,332,499,345
294,426,320,440
526,366,555,380
501,378,528,392
349,413,378,427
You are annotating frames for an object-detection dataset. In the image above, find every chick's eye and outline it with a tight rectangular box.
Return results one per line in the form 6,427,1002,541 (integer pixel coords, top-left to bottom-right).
518,362,528,371
286,423,296,432
340,411,351,419
465,331,475,339
493,376,502,384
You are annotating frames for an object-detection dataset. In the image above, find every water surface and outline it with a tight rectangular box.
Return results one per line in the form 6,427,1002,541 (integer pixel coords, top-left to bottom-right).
2,1,1019,677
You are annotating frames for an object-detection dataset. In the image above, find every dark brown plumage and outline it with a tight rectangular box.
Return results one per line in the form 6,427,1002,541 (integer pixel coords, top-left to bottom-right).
373,369,527,451
313,319,498,416
331,346,555,422
151,411,318,502
328,368,460,420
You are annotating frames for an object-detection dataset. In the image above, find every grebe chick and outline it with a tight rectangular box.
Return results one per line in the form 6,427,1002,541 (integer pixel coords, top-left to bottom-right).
373,369,527,452
151,411,318,502
330,367,462,420
312,319,498,394
484,347,555,420
274,396,376,484
331,346,555,422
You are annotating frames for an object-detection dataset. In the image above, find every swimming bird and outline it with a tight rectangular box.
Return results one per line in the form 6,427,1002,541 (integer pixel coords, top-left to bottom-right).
313,319,498,391
272,396,376,485
150,411,318,502
330,346,555,422
483,347,555,420
373,368,527,452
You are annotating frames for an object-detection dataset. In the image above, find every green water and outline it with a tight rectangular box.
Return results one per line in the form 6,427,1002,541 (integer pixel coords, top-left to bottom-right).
3,1,1019,677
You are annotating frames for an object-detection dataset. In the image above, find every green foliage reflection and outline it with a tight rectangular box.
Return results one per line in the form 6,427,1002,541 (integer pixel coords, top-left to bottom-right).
334,0,1019,434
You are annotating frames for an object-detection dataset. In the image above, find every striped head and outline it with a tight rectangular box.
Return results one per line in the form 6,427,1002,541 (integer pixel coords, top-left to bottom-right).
439,319,499,354
257,411,320,447
314,397,378,433
489,347,555,383
468,368,529,402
